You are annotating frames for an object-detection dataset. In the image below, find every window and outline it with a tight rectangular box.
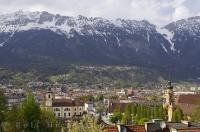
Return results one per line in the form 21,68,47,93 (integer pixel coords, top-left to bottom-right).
58,113,60,117
64,113,66,117
65,108,71,111
48,94,51,98
74,112,76,115
80,107,81,110
54,108,60,111
80,112,81,115
68,113,70,117
75,108,76,111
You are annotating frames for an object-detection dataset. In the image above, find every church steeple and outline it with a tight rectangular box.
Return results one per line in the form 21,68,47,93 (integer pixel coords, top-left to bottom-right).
167,81,173,89
163,81,175,122
45,87,54,107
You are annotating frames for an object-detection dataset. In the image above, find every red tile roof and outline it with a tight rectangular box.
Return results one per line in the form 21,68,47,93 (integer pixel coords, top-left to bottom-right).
176,94,200,104
52,99,84,107
103,125,145,132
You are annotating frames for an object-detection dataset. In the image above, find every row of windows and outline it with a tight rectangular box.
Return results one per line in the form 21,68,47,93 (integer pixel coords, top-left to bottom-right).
55,112,82,117
54,108,60,111
64,108,70,111
54,107,82,111
74,108,82,111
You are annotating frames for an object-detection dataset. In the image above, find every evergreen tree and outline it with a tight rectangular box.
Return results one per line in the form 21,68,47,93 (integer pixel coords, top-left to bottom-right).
111,104,167,125
20,94,41,131
176,107,184,122
172,107,184,122
109,115,118,124
109,110,122,124
158,106,164,119
137,105,142,119
132,104,137,116
191,105,200,122
155,106,159,118
4,106,21,132
146,107,151,120
122,113,131,125
4,93,60,132
143,106,147,118
124,104,132,115
40,109,60,132
0,90,7,132
172,111,178,122
150,107,155,119
138,118,149,125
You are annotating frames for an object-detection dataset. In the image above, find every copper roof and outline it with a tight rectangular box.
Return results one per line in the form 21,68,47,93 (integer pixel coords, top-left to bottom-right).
52,99,84,107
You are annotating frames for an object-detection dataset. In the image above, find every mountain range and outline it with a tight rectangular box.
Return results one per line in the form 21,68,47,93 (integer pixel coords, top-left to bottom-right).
0,10,200,80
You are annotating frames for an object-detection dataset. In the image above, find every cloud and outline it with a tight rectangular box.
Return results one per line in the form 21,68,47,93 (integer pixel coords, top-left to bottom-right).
170,0,191,20
172,6,190,20
0,0,199,26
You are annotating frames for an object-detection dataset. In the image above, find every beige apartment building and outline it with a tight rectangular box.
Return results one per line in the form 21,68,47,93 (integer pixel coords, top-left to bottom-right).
45,88,84,119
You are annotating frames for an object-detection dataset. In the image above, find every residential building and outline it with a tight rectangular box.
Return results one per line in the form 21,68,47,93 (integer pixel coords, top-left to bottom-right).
176,94,200,116
102,119,200,132
44,87,84,119
7,93,26,108
52,99,84,118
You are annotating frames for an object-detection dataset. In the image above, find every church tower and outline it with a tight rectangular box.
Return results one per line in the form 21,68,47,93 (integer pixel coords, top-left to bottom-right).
163,81,175,122
45,87,54,107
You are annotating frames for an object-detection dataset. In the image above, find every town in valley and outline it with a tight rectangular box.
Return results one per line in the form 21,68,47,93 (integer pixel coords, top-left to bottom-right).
1,0,200,131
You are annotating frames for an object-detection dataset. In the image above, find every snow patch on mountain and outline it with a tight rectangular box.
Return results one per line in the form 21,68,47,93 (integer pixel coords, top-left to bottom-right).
1,10,200,53
161,43,168,53
0,30,16,47
156,27,175,51
114,34,121,47
146,31,150,44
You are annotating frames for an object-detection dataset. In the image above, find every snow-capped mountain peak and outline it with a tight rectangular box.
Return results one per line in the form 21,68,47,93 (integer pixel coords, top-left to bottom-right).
0,10,160,48
1,11,200,79
0,11,156,35
1,11,200,55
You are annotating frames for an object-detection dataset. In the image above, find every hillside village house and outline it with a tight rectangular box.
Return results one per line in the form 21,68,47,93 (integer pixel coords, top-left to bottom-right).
44,88,85,119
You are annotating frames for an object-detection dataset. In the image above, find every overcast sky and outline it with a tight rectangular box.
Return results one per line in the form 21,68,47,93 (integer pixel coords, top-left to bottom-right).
0,0,200,25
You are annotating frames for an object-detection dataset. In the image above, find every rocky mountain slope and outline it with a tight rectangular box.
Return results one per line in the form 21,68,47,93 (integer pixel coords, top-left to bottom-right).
0,10,200,79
